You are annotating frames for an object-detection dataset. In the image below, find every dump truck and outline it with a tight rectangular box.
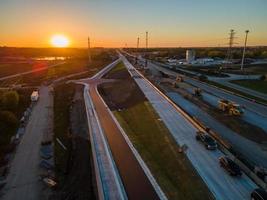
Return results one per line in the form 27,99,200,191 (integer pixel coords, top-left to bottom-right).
218,99,244,116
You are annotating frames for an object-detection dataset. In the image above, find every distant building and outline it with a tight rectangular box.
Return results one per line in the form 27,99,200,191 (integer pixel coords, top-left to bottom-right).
167,58,177,65
186,50,195,64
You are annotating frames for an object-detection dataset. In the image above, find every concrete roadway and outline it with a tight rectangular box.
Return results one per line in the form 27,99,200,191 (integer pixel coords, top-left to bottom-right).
155,61,267,101
83,65,160,199
167,91,267,168
210,77,267,101
145,60,267,118
2,86,52,200
189,89,267,134
121,54,257,200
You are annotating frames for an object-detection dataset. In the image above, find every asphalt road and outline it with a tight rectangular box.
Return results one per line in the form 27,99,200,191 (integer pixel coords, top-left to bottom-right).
84,65,160,199
2,86,52,200
121,54,257,200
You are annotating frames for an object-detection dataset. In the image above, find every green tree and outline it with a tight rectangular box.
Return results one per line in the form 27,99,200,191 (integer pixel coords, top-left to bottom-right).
0,110,18,135
1,91,19,111
207,50,224,58
261,51,267,58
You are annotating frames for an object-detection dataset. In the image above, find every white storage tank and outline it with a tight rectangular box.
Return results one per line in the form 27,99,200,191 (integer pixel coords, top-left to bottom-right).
186,50,195,64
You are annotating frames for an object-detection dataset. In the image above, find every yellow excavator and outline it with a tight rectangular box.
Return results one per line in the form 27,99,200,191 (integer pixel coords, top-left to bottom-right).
218,99,244,116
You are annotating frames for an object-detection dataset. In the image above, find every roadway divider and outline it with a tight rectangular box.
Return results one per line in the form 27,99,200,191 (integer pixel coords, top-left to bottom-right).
95,87,168,200
121,53,267,191
79,62,128,200
83,84,127,200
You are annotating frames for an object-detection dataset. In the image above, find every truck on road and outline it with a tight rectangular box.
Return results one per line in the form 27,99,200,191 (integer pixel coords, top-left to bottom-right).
31,90,39,102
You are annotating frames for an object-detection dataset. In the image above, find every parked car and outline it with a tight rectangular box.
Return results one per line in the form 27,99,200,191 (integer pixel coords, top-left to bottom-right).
251,188,267,200
196,132,217,150
219,156,242,176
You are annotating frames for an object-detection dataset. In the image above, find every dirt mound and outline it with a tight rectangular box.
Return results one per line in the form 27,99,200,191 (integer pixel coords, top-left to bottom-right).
98,79,147,111
99,62,147,110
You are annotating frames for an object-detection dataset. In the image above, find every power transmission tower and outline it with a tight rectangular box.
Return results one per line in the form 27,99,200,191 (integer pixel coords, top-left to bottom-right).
241,30,249,71
224,29,236,68
88,37,92,64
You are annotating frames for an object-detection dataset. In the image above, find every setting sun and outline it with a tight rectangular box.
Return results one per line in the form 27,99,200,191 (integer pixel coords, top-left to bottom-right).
51,34,69,47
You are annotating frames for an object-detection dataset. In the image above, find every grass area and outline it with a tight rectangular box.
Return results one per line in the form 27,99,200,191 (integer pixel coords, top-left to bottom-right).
0,88,32,167
205,80,267,104
53,83,75,183
0,63,34,78
231,79,267,95
0,59,111,87
223,64,267,75
114,101,213,200
107,61,124,74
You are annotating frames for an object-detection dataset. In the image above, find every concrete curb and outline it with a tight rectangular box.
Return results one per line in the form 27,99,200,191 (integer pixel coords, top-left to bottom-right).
83,85,105,200
83,84,127,200
95,88,168,200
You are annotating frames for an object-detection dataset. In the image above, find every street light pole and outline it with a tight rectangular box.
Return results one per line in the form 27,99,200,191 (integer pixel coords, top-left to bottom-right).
241,30,249,71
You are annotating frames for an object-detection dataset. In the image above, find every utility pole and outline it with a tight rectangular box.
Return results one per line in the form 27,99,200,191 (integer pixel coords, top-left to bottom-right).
88,37,92,64
145,31,148,49
223,29,236,69
137,37,140,49
241,30,249,71
145,31,148,68
135,37,140,64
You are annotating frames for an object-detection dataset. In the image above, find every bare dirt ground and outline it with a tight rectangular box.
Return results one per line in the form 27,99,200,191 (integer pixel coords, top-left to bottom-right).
98,70,147,110
51,85,96,200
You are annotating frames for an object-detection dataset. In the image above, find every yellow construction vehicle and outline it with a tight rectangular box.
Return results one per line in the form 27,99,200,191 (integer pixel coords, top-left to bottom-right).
218,99,244,116
176,75,184,82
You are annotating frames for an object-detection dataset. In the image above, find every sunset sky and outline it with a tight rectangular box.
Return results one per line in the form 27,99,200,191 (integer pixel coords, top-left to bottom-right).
1,0,267,48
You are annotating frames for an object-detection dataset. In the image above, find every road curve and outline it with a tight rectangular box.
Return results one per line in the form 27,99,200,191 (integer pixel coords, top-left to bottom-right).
82,61,160,200
88,84,159,200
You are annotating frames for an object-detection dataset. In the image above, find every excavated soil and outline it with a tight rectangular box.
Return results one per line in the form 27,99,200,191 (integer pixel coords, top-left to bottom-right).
98,68,147,111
